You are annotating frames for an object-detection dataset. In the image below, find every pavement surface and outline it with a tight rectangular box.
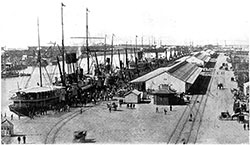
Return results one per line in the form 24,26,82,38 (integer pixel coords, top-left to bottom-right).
196,53,249,144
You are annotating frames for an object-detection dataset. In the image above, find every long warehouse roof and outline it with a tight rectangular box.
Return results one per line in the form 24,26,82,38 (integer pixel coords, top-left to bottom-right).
130,60,202,84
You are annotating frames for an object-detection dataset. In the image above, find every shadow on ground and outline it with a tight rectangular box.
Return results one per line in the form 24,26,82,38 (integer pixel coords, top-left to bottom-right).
73,138,96,143
187,75,212,95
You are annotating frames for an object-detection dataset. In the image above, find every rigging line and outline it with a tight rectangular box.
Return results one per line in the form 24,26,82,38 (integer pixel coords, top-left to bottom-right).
51,65,58,81
42,72,49,86
18,70,25,87
24,66,36,88
43,67,53,85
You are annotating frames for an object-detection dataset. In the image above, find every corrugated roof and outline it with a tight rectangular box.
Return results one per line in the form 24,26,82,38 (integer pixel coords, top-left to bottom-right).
175,56,190,62
186,67,202,84
194,52,210,62
124,89,141,96
130,61,202,85
130,67,169,83
132,89,141,95
186,56,204,66
167,61,202,84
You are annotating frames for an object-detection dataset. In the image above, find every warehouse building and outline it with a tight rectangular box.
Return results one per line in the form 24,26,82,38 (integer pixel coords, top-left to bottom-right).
130,61,202,93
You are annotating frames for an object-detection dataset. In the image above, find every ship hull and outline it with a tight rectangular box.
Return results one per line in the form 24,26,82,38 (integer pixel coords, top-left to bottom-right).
9,105,30,116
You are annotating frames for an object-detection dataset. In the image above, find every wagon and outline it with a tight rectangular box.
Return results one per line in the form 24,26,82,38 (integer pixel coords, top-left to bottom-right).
74,130,87,140
218,112,232,121
219,112,244,121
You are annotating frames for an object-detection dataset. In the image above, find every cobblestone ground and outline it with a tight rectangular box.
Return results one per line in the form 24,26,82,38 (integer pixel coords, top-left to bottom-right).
196,53,249,144
55,103,186,143
2,108,80,144
3,100,186,144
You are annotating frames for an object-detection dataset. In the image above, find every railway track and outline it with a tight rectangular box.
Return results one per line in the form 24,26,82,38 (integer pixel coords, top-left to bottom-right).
44,108,81,144
167,94,200,144
44,102,103,144
167,70,215,144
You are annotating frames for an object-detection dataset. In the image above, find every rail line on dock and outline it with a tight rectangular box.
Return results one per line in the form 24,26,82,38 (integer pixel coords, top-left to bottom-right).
167,69,215,144
44,102,102,144
193,69,215,143
44,108,81,144
167,94,200,144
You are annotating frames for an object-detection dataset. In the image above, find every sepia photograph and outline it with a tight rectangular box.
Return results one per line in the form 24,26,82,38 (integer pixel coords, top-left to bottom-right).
0,0,249,144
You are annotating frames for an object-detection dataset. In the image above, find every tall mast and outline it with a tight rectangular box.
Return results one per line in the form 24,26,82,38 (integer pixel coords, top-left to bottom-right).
125,41,128,68
37,17,42,87
61,3,66,85
104,34,106,64
111,34,114,68
2,47,6,71
118,49,121,69
165,47,168,61
141,36,143,49
134,35,137,61
86,8,90,74
94,52,99,76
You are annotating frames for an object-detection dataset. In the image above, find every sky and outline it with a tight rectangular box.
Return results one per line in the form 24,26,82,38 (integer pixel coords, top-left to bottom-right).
0,0,249,49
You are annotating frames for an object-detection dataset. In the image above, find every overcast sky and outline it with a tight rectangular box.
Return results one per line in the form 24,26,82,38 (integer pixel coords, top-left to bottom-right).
0,0,249,49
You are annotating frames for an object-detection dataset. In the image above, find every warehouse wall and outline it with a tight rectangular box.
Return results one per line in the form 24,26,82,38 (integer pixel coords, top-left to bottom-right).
145,72,186,93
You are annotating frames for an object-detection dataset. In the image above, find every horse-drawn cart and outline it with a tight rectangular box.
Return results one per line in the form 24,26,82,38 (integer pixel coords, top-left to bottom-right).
218,111,246,122
73,130,87,142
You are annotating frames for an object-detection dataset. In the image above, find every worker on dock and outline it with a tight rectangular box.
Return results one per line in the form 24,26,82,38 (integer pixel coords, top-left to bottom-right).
156,107,159,113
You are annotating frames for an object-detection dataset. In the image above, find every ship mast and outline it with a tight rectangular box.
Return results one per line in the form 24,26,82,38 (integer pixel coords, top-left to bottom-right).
86,8,90,74
37,18,42,87
125,41,128,68
111,34,114,68
104,35,107,65
61,3,66,85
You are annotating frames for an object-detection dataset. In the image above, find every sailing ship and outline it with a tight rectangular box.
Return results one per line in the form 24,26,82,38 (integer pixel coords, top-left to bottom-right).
9,18,66,117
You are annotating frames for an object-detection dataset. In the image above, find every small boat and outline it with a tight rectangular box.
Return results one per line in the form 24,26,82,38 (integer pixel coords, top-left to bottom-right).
9,86,66,116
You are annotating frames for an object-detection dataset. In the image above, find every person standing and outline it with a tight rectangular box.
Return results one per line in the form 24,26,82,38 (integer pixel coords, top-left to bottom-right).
11,114,13,120
164,109,167,115
23,136,26,144
17,136,21,144
243,123,246,130
109,107,111,113
170,105,172,111
156,107,159,113
189,114,193,121
80,108,82,114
